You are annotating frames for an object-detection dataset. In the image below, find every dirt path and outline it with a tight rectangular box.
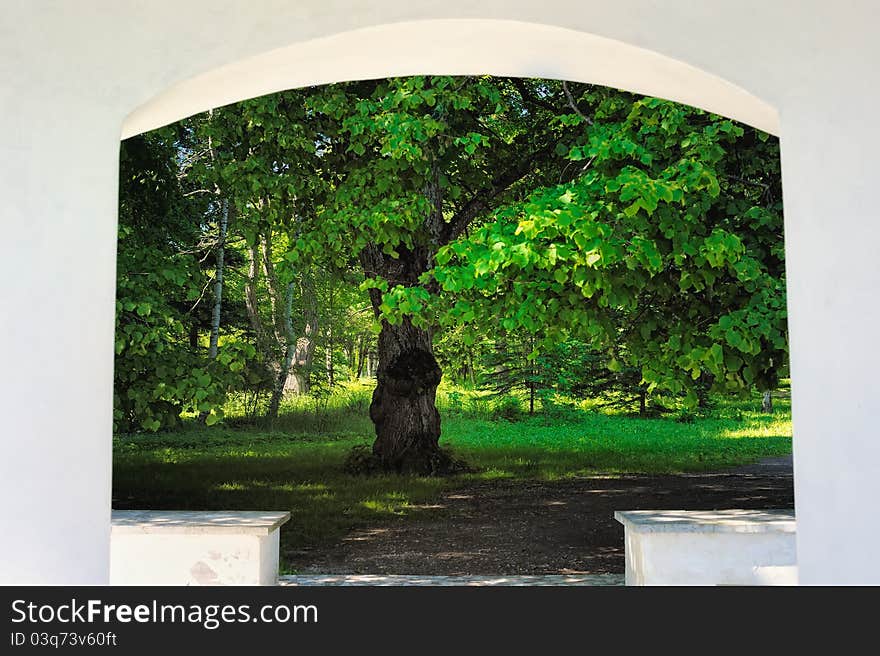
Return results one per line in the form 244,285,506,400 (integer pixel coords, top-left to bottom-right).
293,463,794,575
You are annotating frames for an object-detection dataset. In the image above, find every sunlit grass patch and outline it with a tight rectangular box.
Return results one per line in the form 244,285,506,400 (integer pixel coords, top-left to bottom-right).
113,385,791,571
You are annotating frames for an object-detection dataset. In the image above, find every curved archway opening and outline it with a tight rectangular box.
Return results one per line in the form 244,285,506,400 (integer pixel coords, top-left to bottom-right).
113,55,791,584
122,19,778,140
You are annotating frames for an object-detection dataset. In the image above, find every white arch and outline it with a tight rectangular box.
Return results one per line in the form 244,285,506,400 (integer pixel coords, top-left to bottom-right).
122,19,778,139
4,1,880,586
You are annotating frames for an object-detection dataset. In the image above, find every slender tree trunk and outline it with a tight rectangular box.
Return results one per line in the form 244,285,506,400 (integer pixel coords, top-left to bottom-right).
284,273,318,394
244,229,295,420
326,285,334,386
261,231,297,420
208,198,229,360
762,389,773,414
268,281,296,420
326,338,334,386
639,387,647,416
356,333,367,379
268,346,292,420
189,323,199,350
244,241,267,347
343,340,354,378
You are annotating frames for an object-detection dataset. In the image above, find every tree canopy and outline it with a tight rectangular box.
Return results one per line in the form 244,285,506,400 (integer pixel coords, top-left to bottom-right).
115,75,786,471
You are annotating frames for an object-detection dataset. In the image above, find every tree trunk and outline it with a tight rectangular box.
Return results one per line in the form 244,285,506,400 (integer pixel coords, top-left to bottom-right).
325,286,335,386
244,241,268,347
762,389,773,414
361,242,450,474
326,341,334,386
284,274,318,394
267,347,291,420
268,281,296,420
356,334,367,379
208,198,229,360
343,340,354,377
369,317,444,473
188,323,199,350
639,388,647,416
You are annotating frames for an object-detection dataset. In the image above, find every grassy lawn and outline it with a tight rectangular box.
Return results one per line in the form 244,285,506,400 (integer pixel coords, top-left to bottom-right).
113,385,791,572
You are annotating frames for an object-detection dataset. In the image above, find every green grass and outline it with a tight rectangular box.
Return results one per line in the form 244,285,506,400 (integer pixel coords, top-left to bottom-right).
113,385,792,573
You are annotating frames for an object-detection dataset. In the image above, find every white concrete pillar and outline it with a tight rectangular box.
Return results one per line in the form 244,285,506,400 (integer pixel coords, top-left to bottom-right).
0,95,121,583
781,67,880,583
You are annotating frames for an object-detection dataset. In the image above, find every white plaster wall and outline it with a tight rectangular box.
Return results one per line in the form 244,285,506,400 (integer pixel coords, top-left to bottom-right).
779,70,880,585
1,0,879,584
0,106,122,584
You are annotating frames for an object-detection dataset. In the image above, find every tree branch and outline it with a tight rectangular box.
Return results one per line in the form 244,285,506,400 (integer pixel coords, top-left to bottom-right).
439,137,558,245
563,81,593,126
510,78,559,114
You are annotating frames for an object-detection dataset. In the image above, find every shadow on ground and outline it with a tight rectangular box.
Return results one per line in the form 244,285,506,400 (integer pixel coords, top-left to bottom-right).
293,468,794,576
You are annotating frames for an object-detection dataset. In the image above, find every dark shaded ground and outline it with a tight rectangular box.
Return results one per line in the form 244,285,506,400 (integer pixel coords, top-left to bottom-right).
293,458,794,575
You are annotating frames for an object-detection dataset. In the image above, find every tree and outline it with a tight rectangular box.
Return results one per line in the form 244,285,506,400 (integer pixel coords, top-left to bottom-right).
429,93,787,408
565,346,650,415
115,129,247,430
191,91,331,420
116,76,787,472
293,76,580,472
480,332,552,415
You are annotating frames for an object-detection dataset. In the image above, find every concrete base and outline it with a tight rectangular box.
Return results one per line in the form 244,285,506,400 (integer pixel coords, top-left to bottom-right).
615,509,797,586
110,511,290,586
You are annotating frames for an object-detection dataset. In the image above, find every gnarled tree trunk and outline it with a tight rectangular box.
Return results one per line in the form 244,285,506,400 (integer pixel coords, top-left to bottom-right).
361,243,450,474
355,141,544,472
370,317,443,473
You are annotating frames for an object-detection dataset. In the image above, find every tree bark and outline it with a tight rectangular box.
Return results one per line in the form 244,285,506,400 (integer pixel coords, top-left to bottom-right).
245,230,301,419
284,273,318,394
354,139,550,472
326,284,335,386
268,281,296,420
361,243,449,474
208,198,229,360
370,317,444,473
244,241,268,348
762,389,774,414
356,333,368,379
326,335,334,386
189,323,199,350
